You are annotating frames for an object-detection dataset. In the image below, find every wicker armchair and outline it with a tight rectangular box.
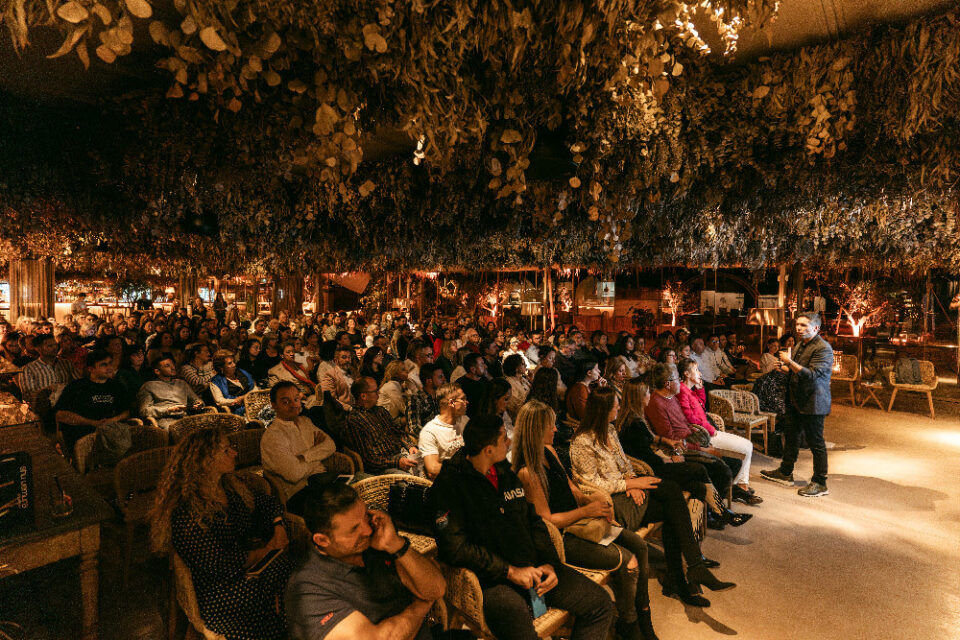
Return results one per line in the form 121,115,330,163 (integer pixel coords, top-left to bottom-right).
243,390,272,427
115,446,174,587
168,553,227,640
709,389,769,453
227,427,264,471
888,360,938,419
352,473,436,555
168,413,247,443
832,354,860,405
73,424,170,499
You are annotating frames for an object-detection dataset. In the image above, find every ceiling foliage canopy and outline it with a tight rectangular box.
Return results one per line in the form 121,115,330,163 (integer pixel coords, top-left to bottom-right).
0,0,958,276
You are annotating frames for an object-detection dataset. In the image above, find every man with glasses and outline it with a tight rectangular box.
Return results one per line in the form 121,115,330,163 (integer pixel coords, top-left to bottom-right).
761,313,834,497
343,376,418,474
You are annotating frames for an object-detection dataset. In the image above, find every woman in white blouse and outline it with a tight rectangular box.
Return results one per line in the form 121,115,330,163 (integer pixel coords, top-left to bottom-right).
759,338,783,375
377,359,409,422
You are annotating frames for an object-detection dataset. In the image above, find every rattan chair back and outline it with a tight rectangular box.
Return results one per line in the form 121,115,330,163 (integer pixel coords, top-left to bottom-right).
227,428,264,469
243,390,272,422
169,413,246,444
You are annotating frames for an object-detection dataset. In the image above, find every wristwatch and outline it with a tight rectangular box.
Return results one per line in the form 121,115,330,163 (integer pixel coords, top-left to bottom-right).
388,536,411,561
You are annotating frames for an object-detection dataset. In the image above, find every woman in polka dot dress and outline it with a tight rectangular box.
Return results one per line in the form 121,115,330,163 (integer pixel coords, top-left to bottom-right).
151,428,293,640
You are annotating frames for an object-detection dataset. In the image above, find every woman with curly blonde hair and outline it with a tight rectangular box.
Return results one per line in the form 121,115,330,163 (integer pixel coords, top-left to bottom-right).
150,428,292,640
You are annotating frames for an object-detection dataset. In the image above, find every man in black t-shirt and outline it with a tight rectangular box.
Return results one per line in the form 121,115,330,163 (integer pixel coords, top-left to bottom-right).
55,349,130,455
457,353,490,418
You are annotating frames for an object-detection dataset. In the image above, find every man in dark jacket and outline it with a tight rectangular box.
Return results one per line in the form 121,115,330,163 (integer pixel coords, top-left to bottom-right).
761,312,834,497
429,415,614,639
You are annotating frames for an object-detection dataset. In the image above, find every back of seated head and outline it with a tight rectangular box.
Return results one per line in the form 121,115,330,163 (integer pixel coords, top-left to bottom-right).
86,348,112,369
649,363,672,389
707,333,720,342
270,380,299,403
318,340,338,361
335,344,353,356
463,414,504,456
184,342,206,361
503,354,524,377
33,333,57,348
418,362,439,383
302,481,361,535
677,357,697,377
537,345,555,359
3,331,22,345
350,376,374,401
456,346,474,363
334,330,348,343
462,352,484,372
575,359,599,382
478,338,496,354
724,331,737,339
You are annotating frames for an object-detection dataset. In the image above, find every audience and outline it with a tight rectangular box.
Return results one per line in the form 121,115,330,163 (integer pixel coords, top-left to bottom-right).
54,348,132,458
671,361,761,506
502,353,530,420
20,333,80,422
429,414,616,639
571,386,735,608
566,359,603,422
210,349,258,414
456,353,489,418
137,355,203,428
406,362,444,438
267,342,318,407
512,400,658,640
377,360,409,422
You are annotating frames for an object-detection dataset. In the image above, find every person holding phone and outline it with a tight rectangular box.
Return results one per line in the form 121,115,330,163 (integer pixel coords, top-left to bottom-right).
429,414,615,640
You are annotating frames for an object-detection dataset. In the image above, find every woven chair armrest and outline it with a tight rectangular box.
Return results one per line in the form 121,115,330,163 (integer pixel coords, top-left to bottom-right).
442,565,488,636
542,519,566,563
245,419,265,429
126,418,144,427
144,416,160,428
200,406,219,414
706,412,725,431
323,451,355,476
626,455,655,477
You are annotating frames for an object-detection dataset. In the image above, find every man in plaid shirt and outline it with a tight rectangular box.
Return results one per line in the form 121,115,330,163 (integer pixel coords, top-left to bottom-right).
19,333,79,422
343,377,418,475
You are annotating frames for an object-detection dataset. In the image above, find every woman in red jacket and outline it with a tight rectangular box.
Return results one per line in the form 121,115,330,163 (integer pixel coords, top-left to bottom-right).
675,359,760,505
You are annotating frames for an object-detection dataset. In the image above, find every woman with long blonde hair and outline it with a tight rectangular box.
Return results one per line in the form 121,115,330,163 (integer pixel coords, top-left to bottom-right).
377,359,409,420
616,378,750,531
571,387,735,608
512,400,659,640
150,428,292,640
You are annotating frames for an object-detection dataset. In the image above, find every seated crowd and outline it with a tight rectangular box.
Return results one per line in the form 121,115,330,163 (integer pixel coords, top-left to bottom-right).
1,306,793,640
